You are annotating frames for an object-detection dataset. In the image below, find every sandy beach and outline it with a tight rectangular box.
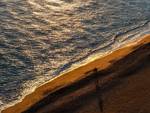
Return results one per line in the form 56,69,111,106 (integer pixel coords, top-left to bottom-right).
2,34,150,113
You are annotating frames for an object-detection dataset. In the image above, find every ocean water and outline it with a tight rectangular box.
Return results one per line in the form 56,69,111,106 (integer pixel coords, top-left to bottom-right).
0,0,150,111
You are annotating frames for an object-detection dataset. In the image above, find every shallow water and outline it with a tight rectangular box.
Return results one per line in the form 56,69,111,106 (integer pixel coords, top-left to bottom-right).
0,0,150,111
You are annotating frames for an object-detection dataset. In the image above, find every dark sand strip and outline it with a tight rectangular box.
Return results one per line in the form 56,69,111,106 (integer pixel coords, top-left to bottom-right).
2,34,150,113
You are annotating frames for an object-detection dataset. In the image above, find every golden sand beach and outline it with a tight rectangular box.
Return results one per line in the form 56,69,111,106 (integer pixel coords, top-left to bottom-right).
2,34,150,113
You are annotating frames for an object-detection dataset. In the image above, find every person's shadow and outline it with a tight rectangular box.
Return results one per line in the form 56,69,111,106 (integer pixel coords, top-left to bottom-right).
93,68,104,113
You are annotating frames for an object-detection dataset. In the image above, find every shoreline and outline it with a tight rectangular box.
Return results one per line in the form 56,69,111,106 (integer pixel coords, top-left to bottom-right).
29,40,150,113
2,34,150,113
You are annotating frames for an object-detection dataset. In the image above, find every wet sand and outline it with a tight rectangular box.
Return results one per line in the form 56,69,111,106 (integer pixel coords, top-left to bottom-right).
37,57,149,113
2,34,150,113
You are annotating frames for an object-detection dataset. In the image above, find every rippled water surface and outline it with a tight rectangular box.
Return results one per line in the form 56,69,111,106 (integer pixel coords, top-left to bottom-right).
0,0,150,110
